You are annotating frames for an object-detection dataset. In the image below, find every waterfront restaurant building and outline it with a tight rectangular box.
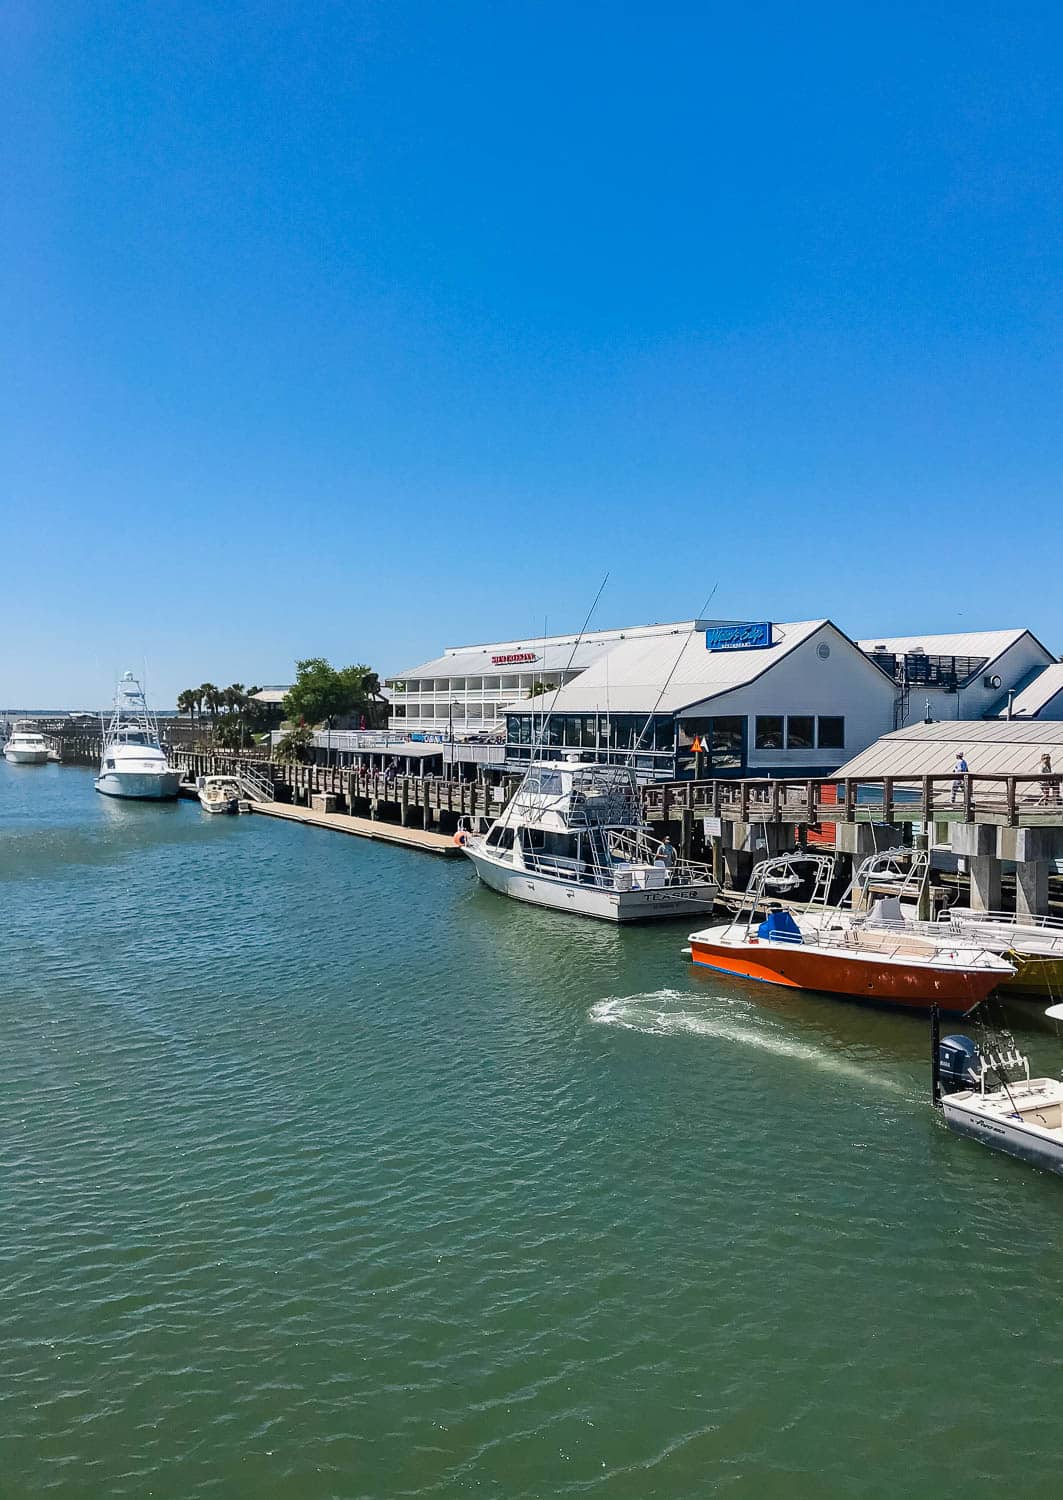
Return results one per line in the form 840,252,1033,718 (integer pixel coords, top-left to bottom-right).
506,619,900,779
387,621,709,740
388,619,1058,781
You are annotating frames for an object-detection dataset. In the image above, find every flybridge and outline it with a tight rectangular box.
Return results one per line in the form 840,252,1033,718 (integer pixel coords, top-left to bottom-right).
705,623,772,652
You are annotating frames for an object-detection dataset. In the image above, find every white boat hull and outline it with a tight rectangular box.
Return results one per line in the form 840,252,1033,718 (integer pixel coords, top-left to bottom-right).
464,845,715,923
4,747,49,764
96,770,181,800
199,797,238,814
941,1093,1063,1175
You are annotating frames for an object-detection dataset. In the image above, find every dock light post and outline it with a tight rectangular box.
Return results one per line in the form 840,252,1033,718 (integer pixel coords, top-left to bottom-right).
447,700,461,781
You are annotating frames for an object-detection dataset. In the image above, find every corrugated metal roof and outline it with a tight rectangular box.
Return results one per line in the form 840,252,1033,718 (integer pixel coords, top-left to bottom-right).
534,620,832,715
999,663,1063,718
856,628,1030,661
390,638,620,680
836,719,1063,778
391,619,713,681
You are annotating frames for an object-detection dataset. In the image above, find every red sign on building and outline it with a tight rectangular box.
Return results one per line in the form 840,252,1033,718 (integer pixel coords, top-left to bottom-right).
491,652,538,665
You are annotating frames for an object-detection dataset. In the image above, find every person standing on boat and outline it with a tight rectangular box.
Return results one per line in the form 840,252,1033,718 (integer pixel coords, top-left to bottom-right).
656,835,677,883
950,750,968,805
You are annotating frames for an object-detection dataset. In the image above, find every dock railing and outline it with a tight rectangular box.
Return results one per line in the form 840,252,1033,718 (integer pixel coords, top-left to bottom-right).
36,730,1063,832
643,773,1063,828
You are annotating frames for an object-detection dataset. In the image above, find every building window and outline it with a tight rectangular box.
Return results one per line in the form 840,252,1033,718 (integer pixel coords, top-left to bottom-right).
817,716,845,750
681,717,747,773
787,715,815,749
755,715,784,751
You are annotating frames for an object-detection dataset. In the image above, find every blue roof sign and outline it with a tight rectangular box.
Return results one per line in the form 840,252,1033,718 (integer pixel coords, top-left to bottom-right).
705,622,773,652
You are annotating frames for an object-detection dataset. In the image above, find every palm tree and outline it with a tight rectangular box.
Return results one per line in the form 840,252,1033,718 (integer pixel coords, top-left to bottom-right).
200,684,221,724
176,689,197,724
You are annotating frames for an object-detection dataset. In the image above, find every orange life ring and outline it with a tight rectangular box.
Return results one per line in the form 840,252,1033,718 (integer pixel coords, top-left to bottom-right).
454,830,467,846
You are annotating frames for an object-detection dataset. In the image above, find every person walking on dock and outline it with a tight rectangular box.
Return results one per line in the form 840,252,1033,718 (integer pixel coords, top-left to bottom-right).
950,750,968,805
1039,753,1059,805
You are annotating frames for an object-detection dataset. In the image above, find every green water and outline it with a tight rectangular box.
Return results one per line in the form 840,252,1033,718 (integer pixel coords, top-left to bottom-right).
3,761,1062,1499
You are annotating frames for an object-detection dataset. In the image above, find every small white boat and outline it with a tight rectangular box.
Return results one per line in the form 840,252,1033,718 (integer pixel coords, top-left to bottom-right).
197,775,241,814
935,1022,1063,1174
4,723,50,764
461,756,716,922
95,673,180,800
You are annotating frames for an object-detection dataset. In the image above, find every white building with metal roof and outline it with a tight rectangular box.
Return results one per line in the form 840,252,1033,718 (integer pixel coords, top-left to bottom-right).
387,620,711,740
857,628,1055,724
504,619,899,778
995,662,1063,720
386,616,1059,781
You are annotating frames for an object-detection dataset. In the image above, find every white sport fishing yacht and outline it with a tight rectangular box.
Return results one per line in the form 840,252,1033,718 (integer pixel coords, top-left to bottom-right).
4,723,50,764
96,673,180,800
460,756,716,922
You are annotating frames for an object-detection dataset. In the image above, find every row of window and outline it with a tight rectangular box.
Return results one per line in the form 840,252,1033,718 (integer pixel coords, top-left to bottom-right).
504,712,846,767
507,714,675,752
753,715,844,751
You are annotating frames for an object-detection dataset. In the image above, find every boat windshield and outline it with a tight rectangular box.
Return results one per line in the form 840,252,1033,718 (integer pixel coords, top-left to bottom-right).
118,731,149,744
521,770,564,796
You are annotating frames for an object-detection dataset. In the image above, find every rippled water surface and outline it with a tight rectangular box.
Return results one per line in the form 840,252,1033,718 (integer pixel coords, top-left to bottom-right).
3,761,1062,1498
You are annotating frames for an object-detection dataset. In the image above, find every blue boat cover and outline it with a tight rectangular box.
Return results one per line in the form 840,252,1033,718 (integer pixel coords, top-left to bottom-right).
757,910,803,943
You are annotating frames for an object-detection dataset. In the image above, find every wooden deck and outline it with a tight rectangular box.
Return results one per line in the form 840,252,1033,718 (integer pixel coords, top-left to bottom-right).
250,800,463,856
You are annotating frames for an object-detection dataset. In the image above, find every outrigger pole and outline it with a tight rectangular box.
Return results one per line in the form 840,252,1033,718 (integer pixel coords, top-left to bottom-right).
930,1004,942,1109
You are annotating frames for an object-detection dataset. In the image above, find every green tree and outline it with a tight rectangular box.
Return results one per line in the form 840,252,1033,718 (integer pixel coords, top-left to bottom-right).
176,689,197,723
527,681,557,697
282,658,382,732
274,723,315,762
199,683,221,723
221,683,247,721
213,717,245,749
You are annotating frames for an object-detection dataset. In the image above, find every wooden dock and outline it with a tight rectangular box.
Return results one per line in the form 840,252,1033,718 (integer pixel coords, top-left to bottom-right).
250,800,463,856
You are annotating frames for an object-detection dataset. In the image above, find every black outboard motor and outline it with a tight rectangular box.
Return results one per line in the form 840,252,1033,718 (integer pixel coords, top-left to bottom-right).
937,1034,982,1095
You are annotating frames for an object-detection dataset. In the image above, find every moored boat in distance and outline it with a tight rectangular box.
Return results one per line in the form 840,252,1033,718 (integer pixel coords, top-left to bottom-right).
95,672,180,800
688,853,1013,1014
3,723,50,765
197,774,241,814
461,756,716,922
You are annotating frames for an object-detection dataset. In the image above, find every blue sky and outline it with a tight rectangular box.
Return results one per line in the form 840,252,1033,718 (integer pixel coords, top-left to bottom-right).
3,1,1061,705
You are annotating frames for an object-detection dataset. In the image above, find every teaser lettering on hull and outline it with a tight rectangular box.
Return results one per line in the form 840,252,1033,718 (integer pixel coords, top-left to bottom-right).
704,622,772,652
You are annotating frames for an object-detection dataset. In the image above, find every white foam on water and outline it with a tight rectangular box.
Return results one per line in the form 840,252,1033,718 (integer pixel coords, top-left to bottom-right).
589,989,904,1091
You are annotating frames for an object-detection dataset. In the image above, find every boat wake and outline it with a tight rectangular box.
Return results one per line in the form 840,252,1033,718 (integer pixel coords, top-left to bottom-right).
589,990,903,1090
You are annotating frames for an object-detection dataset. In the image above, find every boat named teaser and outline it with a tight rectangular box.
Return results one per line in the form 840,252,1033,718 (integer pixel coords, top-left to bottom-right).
462,756,716,922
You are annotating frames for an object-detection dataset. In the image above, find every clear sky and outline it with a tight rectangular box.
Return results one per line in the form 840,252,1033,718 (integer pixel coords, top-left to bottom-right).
3,1,1061,706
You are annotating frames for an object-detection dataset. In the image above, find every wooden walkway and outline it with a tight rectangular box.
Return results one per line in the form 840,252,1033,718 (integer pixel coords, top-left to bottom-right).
250,800,463,856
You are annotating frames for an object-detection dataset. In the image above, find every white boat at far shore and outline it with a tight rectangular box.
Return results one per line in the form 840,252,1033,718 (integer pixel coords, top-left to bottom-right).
4,723,50,765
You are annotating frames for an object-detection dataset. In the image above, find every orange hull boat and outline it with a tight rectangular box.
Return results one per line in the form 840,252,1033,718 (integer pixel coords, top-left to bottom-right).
689,937,1000,1015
